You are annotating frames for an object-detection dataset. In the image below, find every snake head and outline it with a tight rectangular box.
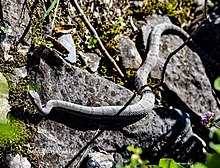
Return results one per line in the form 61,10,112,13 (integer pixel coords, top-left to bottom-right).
28,90,45,115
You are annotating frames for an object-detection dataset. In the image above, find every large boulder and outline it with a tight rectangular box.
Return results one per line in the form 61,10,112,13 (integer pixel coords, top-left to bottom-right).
29,46,205,167
140,15,220,125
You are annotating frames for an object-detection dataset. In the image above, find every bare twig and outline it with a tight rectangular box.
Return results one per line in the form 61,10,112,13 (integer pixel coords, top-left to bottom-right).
70,0,124,77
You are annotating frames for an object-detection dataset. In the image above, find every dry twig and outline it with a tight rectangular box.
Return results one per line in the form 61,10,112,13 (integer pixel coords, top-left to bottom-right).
70,0,124,77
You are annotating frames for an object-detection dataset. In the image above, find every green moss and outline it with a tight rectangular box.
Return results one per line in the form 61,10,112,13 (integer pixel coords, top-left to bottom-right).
0,115,31,151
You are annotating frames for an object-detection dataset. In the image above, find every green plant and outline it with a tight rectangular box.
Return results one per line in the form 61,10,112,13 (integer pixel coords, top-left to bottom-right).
193,130,220,168
28,83,41,92
0,114,31,151
43,0,58,19
116,145,189,168
116,144,149,168
131,0,194,26
214,77,220,91
87,37,98,49
99,17,127,53
119,129,220,168
0,25,12,34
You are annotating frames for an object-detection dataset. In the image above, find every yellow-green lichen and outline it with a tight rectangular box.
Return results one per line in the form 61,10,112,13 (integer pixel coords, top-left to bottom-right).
0,73,9,96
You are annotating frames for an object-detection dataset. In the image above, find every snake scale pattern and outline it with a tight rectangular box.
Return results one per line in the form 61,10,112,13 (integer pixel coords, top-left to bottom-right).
29,23,217,119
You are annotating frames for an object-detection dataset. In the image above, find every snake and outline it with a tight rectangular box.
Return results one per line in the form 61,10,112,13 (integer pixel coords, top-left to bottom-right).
28,23,219,119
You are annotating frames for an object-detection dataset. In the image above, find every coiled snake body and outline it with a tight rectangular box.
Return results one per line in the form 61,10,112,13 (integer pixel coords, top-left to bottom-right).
28,23,209,119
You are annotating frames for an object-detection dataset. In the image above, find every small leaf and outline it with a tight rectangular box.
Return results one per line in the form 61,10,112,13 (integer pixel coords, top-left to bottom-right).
192,163,207,168
159,158,183,168
214,77,220,91
135,147,143,155
28,83,41,91
148,165,162,168
116,163,125,168
43,0,58,19
209,142,220,154
127,144,134,152
206,153,220,168
130,154,139,166
210,129,220,144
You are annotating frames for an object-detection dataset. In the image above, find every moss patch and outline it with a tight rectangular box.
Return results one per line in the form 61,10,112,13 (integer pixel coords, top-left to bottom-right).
0,115,31,151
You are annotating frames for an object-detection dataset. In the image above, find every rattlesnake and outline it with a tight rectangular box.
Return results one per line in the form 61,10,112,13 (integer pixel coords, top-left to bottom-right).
29,23,217,119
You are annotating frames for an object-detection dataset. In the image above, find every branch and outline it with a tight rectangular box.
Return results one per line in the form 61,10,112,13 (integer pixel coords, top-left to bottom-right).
70,0,124,77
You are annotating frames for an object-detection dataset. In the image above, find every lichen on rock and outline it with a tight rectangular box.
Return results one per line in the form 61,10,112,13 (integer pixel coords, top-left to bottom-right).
0,72,10,123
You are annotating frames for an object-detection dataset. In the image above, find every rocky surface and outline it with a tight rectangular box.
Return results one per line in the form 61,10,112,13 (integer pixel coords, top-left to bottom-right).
7,154,31,168
117,35,142,69
192,3,220,78
82,152,114,168
58,34,77,64
30,46,205,167
1,0,30,40
141,15,220,120
79,52,101,73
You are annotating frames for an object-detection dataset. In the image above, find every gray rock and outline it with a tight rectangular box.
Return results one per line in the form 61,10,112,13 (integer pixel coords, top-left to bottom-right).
58,34,77,63
0,41,13,61
192,4,220,71
79,51,101,72
7,154,31,168
141,15,220,119
141,15,172,50
15,67,27,78
86,152,114,168
30,47,205,167
1,0,30,39
117,35,142,69
194,0,205,6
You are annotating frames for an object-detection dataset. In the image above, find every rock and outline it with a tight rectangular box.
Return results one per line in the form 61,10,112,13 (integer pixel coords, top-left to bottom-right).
79,51,101,72
117,35,142,69
17,44,29,57
7,154,31,168
58,34,77,63
193,0,205,6
141,15,220,121
0,72,10,123
1,0,30,40
0,41,13,61
129,1,145,8
15,67,27,78
141,15,172,50
192,4,220,75
85,152,114,168
29,47,205,167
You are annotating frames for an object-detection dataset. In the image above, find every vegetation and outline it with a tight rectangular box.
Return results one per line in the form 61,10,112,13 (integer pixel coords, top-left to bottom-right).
117,129,220,168
0,115,31,153
28,0,197,82
214,77,220,91
131,0,195,26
